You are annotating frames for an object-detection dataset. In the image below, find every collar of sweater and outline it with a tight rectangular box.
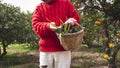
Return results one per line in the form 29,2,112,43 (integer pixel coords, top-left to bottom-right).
44,0,57,4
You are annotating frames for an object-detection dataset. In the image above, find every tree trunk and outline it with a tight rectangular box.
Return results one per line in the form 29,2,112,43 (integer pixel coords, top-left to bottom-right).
108,53,117,68
0,46,1,56
0,44,7,58
108,60,117,68
2,44,7,56
108,44,120,68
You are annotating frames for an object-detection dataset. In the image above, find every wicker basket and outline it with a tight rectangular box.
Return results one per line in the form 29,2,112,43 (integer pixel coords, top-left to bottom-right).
57,25,84,51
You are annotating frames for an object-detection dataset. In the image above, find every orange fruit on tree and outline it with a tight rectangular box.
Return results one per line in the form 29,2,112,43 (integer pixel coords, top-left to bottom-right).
103,54,109,60
103,37,108,42
83,31,87,36
116,33,120,37
95,21,101,25
77,4,80,8
109,43,113,48
93,30,97,34
84,16,88,19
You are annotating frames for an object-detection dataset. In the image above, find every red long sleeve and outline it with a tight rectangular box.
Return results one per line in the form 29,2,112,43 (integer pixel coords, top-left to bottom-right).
32,0,80,52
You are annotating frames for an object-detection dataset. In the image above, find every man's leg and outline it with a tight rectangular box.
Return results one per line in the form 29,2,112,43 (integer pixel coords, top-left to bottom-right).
54,51,71,68
39,52,54,68
41,65,48,68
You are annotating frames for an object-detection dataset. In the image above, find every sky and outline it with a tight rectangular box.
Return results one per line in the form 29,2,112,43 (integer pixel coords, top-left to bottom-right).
2,0,42,13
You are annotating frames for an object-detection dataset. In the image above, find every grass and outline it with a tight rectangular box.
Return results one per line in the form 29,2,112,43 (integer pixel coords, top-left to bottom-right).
0,43,39,68
8,43,38,52
0,53,29,68
71,46,108,68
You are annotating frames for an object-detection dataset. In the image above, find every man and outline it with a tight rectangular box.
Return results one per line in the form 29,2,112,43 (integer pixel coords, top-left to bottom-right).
32,0,80,68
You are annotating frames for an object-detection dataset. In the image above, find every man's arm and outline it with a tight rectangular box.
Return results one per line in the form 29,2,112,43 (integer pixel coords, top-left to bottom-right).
32,6,52,38
67,0,80,24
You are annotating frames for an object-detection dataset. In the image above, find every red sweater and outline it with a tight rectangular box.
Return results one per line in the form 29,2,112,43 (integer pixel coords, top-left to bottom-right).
32,0,80,52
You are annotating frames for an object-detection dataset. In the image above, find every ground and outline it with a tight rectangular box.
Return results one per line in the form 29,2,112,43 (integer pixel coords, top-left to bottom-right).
0,45,120,68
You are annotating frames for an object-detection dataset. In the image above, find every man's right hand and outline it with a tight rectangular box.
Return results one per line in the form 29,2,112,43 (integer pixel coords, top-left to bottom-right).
50,22,61,31
64,18,78,26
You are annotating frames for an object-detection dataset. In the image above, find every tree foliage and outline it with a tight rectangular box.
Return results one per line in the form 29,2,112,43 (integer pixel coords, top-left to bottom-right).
71,0,120,68
0,1,38,57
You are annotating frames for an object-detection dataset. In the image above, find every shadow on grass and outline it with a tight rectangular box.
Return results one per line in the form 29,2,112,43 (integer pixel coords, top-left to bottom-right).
71,46,120,68
0,53,39,68
76,45,104,53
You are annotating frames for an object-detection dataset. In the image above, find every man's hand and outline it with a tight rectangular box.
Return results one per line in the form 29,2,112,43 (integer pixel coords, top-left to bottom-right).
50,22,61,31
64,18,78,25
50,22,57,30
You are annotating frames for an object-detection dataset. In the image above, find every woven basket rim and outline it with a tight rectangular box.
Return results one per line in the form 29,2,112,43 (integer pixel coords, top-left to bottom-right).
57,25,84,36
61,29,84,36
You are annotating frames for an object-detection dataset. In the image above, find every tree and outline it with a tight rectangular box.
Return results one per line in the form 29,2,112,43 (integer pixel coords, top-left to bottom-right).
0,2,21,57
71,0,120,68
0,1,38,58
71,0,105,47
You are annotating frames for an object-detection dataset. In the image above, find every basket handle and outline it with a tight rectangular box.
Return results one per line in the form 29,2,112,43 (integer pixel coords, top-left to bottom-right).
74,22,85,30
